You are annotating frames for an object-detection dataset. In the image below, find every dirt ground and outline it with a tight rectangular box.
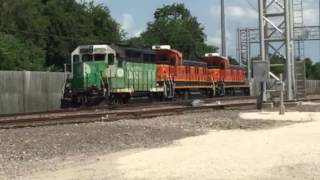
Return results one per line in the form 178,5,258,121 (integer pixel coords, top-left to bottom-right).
0,105,319,180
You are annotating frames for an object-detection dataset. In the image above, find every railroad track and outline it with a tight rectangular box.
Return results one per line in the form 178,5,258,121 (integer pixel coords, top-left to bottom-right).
1,95,319,129
0,97,256,129
0,96,255,120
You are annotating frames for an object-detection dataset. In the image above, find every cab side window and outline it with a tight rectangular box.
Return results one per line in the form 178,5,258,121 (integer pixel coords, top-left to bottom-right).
73,55,80,63
220,63,225,69
170,57,175,65
118,59,123,67
82,54,93,62
108,54,115,65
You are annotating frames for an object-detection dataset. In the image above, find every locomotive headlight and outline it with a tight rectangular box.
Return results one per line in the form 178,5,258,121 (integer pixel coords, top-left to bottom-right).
117,69,124,77
156,83,160,87
66,83,71,88
83,64,91,74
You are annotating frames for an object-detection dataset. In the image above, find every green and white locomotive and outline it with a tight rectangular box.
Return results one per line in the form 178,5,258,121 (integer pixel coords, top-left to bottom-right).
61,44,162,108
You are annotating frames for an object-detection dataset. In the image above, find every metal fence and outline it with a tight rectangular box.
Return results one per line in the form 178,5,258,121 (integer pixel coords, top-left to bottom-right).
0,71,66,115
306,80,320,94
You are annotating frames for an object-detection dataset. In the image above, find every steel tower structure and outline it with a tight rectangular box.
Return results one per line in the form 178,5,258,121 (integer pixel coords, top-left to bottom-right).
238,0,320,99
258,0,295,100
293,0,304,59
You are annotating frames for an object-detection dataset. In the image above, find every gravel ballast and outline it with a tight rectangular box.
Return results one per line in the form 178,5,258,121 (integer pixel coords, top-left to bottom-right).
0,106,317,180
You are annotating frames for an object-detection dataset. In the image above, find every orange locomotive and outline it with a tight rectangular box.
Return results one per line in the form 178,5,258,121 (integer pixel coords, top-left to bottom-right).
153,45,249,98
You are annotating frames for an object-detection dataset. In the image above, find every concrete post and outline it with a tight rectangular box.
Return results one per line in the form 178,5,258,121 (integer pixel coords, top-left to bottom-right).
279,74,286,115
23,71,31,113
285,0,294,100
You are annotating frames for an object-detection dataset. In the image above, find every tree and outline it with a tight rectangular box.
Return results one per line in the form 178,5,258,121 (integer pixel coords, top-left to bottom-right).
312,62,320,79
228,56,239,66
43,0,122,70
249,54,285,77
250,55,320,80
269,54,286,77
0,33,44,70
0,0,122,71
132,3,217,59
305,58,314,79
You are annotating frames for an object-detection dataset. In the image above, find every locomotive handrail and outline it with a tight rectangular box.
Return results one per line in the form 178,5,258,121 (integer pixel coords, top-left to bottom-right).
99,72,108,97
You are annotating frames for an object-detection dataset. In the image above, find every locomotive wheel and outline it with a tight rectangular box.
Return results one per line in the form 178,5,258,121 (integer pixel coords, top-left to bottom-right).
184,90,190,100
149,93,154,103
108,94,128,105
61,99,71,109
122,94,130,104
216,81,225,97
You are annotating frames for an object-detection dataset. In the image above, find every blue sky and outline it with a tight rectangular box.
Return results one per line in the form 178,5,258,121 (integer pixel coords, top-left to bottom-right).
90,0,320,61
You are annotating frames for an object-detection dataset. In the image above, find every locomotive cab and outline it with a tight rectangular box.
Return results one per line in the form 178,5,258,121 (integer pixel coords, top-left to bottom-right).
201,53,230,69
153,45,182,65
62,44,159,108
62,45,118,107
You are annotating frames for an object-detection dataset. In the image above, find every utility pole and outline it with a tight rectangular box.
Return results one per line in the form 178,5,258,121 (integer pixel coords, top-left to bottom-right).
221,0,226,57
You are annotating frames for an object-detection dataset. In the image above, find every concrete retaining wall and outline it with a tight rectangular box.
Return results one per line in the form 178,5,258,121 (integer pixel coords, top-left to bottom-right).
0,71,66,115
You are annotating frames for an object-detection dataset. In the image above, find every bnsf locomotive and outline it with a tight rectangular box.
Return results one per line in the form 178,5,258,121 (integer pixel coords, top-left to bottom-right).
61,44,249,108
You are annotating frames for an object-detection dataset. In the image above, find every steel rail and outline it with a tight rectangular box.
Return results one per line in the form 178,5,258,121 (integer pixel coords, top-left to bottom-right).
1,95,319,129
0,100,256,129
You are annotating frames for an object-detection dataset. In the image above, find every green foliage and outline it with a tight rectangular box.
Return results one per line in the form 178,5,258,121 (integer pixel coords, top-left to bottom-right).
0,1,219,70
305,58,320,79
126,3,218,59
228,56,239,66
269,54,285,77
312,63,320,79
0,33,44,70
0,0,122,71
249,54,285,76
250,55,320,80
305,58,314,79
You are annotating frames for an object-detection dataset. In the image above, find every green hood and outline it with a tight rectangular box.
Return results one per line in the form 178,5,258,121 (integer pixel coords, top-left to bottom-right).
72,62,106,89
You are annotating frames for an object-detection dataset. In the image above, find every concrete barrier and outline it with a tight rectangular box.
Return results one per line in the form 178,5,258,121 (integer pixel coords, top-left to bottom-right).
0,71,65,114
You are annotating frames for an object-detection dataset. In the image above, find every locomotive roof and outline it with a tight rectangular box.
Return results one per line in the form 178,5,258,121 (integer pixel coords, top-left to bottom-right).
183,60,207,66
154,48,183,60
201,55,229,62
72,45,116,55
110,44,155,59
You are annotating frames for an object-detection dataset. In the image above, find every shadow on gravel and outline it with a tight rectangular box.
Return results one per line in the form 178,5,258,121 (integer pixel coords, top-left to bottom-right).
0,109,312,179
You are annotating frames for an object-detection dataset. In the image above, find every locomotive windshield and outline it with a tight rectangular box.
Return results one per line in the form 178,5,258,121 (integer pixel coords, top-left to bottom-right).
81,54,106,62
82,54,93,62
207,61,222,68
94,54,106,61
156,55,169,64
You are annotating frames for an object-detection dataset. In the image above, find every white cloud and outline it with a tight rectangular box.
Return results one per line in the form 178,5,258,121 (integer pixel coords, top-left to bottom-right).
207,36,221,47
133,28,144,37
120,13,145,38
121,13,134,32
303,0,319,25
207,30,232,55
76,0,98,3
210,5,257,20
226,6,257,19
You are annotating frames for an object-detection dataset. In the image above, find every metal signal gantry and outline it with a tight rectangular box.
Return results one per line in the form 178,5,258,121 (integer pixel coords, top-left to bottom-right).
258,0,295,100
